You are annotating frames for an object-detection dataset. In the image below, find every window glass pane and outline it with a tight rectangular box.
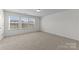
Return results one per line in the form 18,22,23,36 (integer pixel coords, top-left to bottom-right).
9,16,19,22
9,16,19,30
21,17,28,23
10,23,18,29
22,24,28,29
21,17,29,29
28,18,35,24
28,24,34,29
28,18,35,29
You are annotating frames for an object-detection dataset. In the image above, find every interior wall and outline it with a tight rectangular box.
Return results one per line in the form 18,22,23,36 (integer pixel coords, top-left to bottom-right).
4,11,40,37
0,9,4,39
41,10,79,40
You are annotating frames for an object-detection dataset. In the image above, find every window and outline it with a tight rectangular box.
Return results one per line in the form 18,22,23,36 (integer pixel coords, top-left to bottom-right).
21,17,28,29
28,18,35,29
28,18,35,24
8,15,36,30
21,17,35,29
8,16,19,30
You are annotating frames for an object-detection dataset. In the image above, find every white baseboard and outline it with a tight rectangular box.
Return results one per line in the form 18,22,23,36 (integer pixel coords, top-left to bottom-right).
41,31,79,41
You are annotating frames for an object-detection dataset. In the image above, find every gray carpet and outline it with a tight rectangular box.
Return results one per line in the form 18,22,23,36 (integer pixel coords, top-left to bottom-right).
0,32,79,50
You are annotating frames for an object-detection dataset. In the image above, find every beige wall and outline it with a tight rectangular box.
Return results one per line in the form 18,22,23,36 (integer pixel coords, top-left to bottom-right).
0,9,4,39
41,10,79,40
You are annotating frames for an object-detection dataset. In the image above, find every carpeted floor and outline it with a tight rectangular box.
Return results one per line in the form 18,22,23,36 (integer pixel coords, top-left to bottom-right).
0,32,79,50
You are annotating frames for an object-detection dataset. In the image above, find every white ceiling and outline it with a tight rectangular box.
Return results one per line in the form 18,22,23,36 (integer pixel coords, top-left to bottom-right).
4,9,67,17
